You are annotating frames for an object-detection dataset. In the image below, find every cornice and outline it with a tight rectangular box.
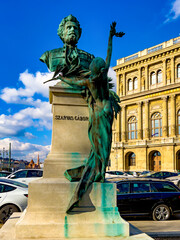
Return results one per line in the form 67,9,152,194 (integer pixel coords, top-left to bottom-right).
120,82,180,102
113,43,180,73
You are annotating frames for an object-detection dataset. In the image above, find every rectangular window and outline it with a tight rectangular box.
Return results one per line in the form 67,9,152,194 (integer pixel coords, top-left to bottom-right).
131,183,150,193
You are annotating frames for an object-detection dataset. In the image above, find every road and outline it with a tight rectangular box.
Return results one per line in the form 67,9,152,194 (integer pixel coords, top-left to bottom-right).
127,214,180,239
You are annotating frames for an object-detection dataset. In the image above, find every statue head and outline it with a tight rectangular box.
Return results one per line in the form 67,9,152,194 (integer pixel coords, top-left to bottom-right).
89,57,106,76
57,15,82,45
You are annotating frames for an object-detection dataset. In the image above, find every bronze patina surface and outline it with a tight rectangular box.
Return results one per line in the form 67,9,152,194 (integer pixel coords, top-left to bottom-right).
55,22,124,212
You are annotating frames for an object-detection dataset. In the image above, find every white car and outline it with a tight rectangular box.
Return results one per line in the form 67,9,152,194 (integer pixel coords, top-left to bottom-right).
5,169,43,184
166,173,180,188
105,170,134,179
0,179,28,223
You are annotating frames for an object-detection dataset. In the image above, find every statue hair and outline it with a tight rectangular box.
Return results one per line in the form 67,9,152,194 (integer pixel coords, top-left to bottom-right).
57,15,82,43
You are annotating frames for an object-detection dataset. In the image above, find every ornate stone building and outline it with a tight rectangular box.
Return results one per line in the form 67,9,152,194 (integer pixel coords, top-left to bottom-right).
111,36,180,172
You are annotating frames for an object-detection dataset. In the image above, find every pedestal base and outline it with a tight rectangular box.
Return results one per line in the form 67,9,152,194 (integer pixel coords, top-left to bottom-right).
15,179,129,239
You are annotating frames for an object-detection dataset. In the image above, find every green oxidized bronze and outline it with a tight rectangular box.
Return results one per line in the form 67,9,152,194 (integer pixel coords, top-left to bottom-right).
40,16,124,213
40,15,94,80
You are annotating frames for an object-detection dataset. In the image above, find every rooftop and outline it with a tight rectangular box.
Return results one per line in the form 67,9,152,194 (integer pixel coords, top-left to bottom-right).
117,36,180,66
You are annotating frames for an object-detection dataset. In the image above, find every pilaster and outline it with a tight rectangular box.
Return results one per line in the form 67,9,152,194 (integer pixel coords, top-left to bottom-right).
145,65,149,90
122,73,126,96
163,60,166,85
171,95,176,137
137,102,142,139
144,101,149,139
121,105,126,141
162,96,168,137
171,57,175,84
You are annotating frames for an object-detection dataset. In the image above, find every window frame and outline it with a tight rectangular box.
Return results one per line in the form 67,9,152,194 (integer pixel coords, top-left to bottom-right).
151,112,162,137
128,79,133,91
128,116,137,140
157,70,162,83
128,153,136,166
151,72,156,85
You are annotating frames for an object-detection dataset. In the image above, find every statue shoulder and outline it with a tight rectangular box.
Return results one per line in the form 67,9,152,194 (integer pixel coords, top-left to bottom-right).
40,47,64,61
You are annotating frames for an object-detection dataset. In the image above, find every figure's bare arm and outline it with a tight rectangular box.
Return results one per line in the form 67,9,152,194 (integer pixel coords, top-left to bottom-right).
105,22,125,69
58,76,89,87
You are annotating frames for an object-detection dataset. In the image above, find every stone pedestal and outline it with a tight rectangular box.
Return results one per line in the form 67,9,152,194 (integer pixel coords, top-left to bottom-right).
13,84,129,239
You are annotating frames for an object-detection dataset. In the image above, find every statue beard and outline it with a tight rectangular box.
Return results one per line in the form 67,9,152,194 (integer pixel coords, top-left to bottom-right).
65,35,78,46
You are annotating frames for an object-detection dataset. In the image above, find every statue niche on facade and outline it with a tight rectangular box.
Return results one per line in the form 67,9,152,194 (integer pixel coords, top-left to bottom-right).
40,16,124,212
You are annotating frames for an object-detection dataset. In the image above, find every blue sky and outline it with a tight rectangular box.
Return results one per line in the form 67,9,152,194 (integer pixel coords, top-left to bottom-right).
0,0,180,162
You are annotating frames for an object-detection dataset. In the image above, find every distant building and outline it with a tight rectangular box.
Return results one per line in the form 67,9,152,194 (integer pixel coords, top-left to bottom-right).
27,154,41,169
111,36,180,172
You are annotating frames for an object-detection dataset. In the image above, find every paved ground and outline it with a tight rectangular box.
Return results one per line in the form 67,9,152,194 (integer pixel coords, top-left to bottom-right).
127,214,180,239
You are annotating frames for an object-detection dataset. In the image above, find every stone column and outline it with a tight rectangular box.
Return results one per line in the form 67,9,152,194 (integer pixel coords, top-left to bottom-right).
144,101,149,139
116,112,121,142
121,105,126,141
145,65,149,90
137,101,142,139
117,73,120,96
171,57,175,84
162,96,168,137
122,73,126,96
171,95,176,137
138,68,141,91
163,60,166,85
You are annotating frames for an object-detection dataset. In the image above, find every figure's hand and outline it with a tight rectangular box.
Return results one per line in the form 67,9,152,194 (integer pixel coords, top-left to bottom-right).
110,22,117,37
110,21,125,38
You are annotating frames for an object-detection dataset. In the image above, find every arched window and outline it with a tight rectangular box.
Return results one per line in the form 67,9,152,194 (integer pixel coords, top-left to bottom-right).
133,77,138,89
177,64,180,78
128,153,136,166
128,116,137,140
157,70,162,83
151,112,162,137
151,72,156,85
128,79,133,91
177,110,180,135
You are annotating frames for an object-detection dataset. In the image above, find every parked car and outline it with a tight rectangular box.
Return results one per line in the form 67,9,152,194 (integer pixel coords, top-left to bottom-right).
0,179,28,223
105,171,133,179
107,178,180,221
142,171,179,179
0,171,11,177
5,169,43,184
124,171,141,177
166,172,180,188
139,171,154,177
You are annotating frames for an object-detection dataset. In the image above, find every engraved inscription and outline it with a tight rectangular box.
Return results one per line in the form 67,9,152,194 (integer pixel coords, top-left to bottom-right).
55,115,89,121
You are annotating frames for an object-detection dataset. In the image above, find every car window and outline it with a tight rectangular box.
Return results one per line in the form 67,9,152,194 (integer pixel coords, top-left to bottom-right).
27,170,42,177
131,182,150,193
0,184,4,193
3,185,16,192
151,172,163,178
117,183,130,194
0,172,10,177
10,170,28,179
116,171,124,176
152,182,179,192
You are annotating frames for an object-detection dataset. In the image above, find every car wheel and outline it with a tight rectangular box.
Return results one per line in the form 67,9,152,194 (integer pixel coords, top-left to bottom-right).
152,204,170,221
0,204,20,224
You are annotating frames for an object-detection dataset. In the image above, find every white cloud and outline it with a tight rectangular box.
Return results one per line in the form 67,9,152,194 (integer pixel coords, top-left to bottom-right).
108,67,116,91
0,138,50,161
0,71,53,138
0,71,56,104
165,0,180,23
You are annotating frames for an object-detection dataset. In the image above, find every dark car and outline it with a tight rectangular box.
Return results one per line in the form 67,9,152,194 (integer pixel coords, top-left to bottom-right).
110,178,180,221
143,171,179,179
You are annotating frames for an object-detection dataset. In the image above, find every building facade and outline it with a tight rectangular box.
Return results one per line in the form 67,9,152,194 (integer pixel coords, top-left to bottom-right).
111,36,180,172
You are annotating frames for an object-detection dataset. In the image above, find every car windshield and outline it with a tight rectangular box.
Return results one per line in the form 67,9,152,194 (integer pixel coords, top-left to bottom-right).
0,179,28,188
